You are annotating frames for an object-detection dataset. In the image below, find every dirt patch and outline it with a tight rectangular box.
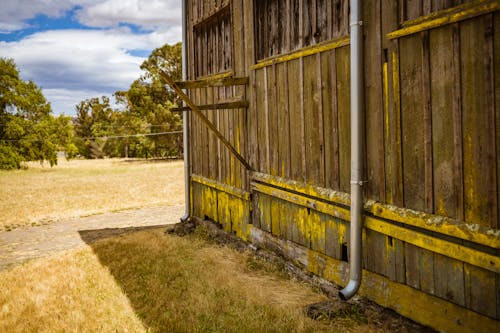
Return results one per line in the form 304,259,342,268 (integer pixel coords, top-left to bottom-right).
0,205,184,271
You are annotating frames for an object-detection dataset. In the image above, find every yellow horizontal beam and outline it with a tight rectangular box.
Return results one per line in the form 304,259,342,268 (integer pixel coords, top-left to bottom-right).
192,174,250,201
387,0,500,40
251,172,500,249
251,36,350,70
249,226,498,333
251,181,500,273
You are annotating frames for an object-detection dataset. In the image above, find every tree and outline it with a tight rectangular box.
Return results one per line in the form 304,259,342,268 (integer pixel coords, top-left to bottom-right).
0,58,76,169
72,42,183,159
73,96,119,158
115,42,183,158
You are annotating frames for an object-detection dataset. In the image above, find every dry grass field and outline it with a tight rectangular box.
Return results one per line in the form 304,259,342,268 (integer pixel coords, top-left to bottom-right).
0,228,370,333
0,158,429,332
0,158,184,231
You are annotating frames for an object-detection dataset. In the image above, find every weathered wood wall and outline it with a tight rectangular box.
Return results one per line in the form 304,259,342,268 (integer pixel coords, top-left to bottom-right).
184,0,500,331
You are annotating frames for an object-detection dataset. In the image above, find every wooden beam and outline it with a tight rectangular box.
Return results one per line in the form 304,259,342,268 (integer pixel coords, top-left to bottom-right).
157,69,253,171
250,181,500,273
171,100,249,112
191,174,251,200
251,172,500,249
387,0,499,40
175,76,249,89
251,36,350,70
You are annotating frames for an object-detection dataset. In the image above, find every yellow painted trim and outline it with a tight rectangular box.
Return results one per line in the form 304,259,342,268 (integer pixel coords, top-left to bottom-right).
250,226,499,333
196,70,234,81
364,216,499,274
387,0,500,40
191,174,250,200
251,173,500,249
251,37,350,70
251,181,500,273
252,172,351,206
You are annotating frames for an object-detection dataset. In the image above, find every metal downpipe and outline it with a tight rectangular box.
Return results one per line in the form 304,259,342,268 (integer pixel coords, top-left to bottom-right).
339,0,365,300
180,0,190,222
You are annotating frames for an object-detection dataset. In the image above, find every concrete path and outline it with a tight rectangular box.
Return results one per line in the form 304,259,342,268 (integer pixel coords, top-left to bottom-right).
0,205,184,271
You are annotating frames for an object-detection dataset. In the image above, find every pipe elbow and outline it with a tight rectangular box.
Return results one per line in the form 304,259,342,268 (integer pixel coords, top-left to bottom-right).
180,213,190,223
339,278,361,301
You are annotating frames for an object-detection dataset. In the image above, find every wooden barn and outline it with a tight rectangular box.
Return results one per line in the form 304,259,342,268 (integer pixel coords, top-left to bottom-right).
173,1,500,332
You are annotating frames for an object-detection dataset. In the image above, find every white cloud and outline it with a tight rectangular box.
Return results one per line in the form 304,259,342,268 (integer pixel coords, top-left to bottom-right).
0,0,181,33
75,0,181,30
0,0,83,33
0,1,182,115
0,27,180,115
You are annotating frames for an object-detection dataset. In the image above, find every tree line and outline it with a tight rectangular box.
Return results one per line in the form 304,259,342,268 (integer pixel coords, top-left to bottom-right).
0,43,182,169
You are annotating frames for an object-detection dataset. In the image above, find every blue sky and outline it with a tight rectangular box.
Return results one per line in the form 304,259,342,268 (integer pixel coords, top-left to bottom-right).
0,0,182,116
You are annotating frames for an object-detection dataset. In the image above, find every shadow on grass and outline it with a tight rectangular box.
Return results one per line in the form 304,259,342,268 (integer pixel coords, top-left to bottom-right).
77,225,332,333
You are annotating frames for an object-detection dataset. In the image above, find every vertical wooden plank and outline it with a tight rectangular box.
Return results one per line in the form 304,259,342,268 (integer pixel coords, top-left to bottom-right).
316,53,325,186
299,58,307,183
451,23,464,221
270,197,280,237
341,0,349,36
365,229,388,277
483,14,498,230
421,31,434,214
400,33,426,294
263,66,271,174
285,0,292,52
434,254,465,307
269,0,278,57
495,12,500,232
385,236,406,284
288,59,304,181
405,243,421,290
256,68,267,174
325,217,340,260
252,192,261,229
268,64,279,176
400,34,426,212
461,16,497,228
336,46,351,193
419,247,435,295
316,0,328,43
321,50,340,191
465,264,497,318
228,84,235,187
381,0,399,205
364,0,386,202
291,0,300,50
430,26,458,219
245,0,257,182
298,0,304,48
391,49,404,207
303,54,322,185
278,0,287,54
422,0,432,15
207,86,217,180
310,211,325,254
278,200,289,240
405,0,422,21
277,62,291,179
302,0,312,46
259,193,272,233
